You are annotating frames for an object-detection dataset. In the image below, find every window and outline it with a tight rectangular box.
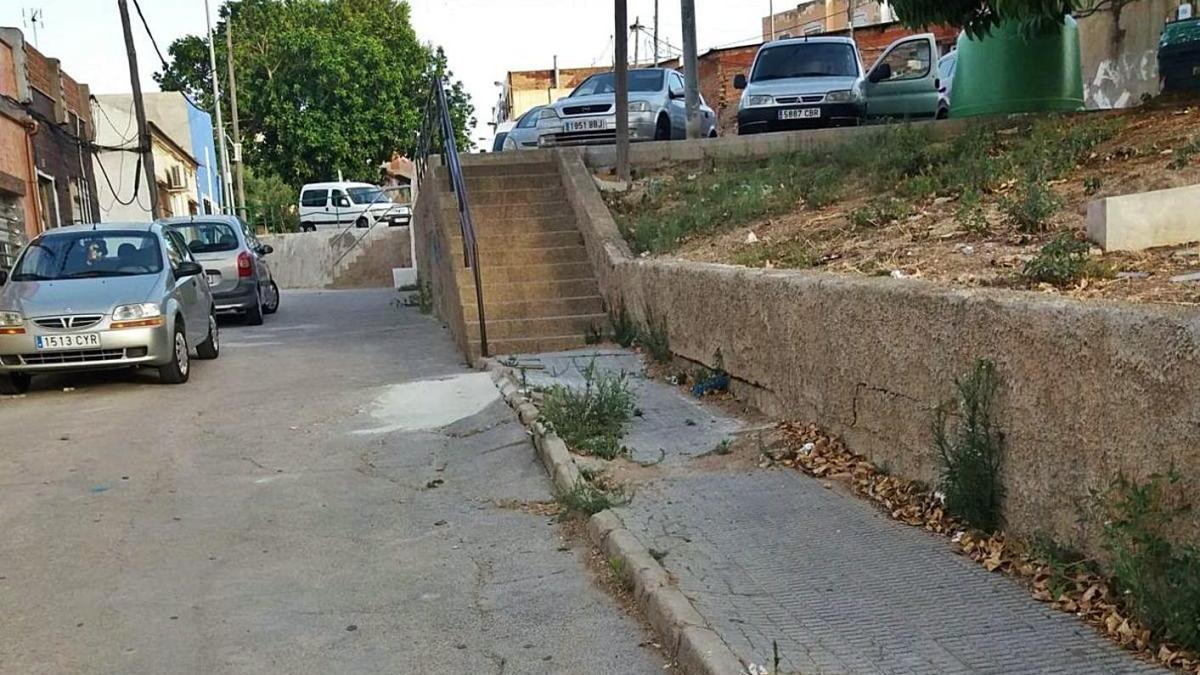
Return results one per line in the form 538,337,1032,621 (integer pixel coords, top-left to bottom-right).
0,193,25,270
331,189,350,208
68,178,93,225
347,186,386,205
36,172,60,231
167,221,241,254
878,40,932,82
301,189,329,207
938,53,957,82
167,231,196,263
570,70,665,97
669,72,685,97
163,230,187,268
751,43,860,82
516,108,543,129
11,231,163,280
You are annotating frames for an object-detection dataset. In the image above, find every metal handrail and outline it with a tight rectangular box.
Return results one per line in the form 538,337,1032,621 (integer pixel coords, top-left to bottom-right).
415,74,488,357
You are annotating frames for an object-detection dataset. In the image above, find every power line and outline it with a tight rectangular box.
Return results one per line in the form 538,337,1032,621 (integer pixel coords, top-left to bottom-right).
130,0,207,112
90,95,137,146
94,153,142,207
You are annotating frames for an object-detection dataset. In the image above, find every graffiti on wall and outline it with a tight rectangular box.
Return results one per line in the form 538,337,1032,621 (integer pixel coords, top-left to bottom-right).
1085,48,1159,109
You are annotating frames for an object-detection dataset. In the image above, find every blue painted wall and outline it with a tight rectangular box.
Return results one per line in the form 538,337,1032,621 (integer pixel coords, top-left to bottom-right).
186,101,223,214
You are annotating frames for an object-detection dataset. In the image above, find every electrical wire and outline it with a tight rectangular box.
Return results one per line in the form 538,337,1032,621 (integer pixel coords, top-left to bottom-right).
94,153,142,207
90,95,137,146
131,0,208,112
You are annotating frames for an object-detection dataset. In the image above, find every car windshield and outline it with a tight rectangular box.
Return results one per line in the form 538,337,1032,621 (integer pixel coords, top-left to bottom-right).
168,221,240,254
348,187,387,205
570,70,664,97
751,43,859,82
10,231,163,280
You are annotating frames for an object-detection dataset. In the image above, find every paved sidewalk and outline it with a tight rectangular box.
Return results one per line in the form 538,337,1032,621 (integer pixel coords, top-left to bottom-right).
525,347,1161,675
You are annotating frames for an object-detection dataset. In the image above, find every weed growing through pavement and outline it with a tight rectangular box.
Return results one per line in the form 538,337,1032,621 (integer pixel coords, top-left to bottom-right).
1029,533,1097,601
607,556,634,592
933,359,1006,533
586,321,604,345
611,304,637,348
557,480,629,516
1090,471,1200,653
638,305,671,364
541,359,634,460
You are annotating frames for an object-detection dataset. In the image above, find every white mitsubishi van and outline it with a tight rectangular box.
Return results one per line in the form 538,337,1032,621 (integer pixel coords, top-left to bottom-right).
297,182,411,232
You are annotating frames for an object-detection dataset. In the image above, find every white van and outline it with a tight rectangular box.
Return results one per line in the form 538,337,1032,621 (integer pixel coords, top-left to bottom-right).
297,182,411,232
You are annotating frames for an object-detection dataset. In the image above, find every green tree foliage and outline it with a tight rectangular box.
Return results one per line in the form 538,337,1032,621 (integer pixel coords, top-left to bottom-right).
155,0,474,185
243,166,298,233
890,0,1076,37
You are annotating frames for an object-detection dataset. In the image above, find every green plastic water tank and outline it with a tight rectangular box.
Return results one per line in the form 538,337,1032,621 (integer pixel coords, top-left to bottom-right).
950,16,1084,118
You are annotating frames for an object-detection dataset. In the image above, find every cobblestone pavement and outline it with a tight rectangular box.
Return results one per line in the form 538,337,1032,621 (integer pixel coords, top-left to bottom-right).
512,348,746,465
617,471,1162,675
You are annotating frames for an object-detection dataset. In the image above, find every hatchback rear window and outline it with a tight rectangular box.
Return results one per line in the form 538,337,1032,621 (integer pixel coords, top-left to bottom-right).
168,222,241,254
301,190,328,207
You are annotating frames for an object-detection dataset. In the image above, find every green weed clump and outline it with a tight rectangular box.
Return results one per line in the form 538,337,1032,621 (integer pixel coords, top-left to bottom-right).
955,189,989,234
1002,174,1063,233
1022,234,1111,288
934,359,1005,533
638,305,671,364
611,304,637,348
732,240,815,268
1092,472,1200,652
542,360,635,460
558,480,629,516
850,196,912,229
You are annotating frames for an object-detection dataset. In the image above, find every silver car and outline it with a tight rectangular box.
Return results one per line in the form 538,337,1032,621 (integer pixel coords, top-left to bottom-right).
0,222,219,394
162,216,279,325
538,68,717,147
500,105,546,151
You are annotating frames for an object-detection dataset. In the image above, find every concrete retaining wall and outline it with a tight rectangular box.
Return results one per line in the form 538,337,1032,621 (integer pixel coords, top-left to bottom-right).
558,149,1200,553
260,227,411,289
413,161,471,360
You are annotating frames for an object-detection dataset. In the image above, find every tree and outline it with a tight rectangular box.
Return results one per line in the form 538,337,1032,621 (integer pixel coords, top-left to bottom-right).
890,0,1076,37
243,166,298,233
155,0,475,185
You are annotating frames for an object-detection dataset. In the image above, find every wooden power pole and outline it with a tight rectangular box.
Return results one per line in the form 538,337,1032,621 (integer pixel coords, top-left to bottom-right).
117,0,161,219
225,18,247,220
614,0,630,184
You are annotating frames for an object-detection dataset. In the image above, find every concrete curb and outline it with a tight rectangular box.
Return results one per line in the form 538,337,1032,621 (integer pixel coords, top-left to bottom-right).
484,360,745,675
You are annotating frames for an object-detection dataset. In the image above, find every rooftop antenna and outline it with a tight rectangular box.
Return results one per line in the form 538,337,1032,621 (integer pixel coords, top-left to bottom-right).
22,8,44,48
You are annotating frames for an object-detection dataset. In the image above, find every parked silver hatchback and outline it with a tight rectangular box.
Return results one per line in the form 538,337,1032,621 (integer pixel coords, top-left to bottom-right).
0,223,219,394
161,216,279,325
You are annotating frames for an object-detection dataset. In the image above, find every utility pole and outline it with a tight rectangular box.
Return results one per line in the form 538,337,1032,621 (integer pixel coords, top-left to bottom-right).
681,0,701,139
631,16,642,67
204,0,234,216
653,0,659,64
614,0,630,184
769,0,775,40
117,0,160,219
225,17,247,220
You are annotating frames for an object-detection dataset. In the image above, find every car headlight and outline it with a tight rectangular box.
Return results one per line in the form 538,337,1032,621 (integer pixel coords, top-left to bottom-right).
539,108,560,120
0,311,23,334
825,90,854,103
112,303,162,322
747,95,775,107
628,101,651,113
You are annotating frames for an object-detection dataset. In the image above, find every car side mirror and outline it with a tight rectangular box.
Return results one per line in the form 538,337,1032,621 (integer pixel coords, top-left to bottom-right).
335,198,350,208
733,74,747,90
669,89,685,100
868,63,892,84
176,261,203,278
258,244,274,256
0,269,7,285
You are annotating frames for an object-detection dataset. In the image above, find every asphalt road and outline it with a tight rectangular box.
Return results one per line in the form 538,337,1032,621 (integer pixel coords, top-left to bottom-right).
0,289,663,674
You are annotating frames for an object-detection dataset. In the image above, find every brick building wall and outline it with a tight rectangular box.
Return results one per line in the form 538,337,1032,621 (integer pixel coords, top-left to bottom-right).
764,0,886,40
23,42,99,228
0,30,37,248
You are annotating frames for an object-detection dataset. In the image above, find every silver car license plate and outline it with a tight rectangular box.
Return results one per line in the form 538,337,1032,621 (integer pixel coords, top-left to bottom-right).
36,334,101,351
564,119,606,133
779,108,821,120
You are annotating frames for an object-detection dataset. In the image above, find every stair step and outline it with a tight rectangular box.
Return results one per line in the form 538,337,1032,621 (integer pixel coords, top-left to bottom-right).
463,295,605,321
443,201,567,220
477,246,588,267
452,230,583,249
472,278,601,302
457,262,594,285
465,174,563,192
460,162,557,178
445,215,580,235
465,313,606,340
472,334,592,358
468,186,564,206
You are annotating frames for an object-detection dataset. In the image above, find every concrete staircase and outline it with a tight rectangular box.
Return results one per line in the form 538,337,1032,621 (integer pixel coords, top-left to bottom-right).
445,153,606,358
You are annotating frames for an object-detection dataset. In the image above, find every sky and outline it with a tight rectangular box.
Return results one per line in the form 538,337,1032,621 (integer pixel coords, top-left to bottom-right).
0,0,773,149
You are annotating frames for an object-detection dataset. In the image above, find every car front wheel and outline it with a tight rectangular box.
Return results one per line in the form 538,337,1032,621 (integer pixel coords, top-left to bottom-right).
158,322,191,384
0,373,32,395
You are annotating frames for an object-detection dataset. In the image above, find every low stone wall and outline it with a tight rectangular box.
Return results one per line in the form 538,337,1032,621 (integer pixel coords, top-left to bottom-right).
259,227,411,289
558,149,1200,553
582,118,972,170
413,162,470,360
